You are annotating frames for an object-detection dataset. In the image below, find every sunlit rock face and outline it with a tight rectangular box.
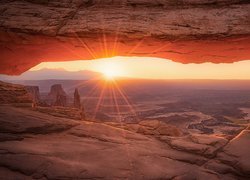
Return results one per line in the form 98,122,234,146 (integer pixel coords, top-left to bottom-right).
0,0,249,75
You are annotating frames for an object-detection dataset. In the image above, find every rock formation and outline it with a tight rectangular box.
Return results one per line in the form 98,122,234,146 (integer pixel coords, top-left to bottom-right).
73,88,86,120
80,104,86,120
0,105,249,179
107,120,183,137
54,93,67,107
0,81,32,105
48,84,67,98
24,86,40,104
0,0,249,75
0,81,249,179
35,106,84,120
48,84,67,106
73,88,81,109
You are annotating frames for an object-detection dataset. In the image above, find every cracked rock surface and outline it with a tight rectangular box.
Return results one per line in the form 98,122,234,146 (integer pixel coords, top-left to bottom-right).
0,105,249,179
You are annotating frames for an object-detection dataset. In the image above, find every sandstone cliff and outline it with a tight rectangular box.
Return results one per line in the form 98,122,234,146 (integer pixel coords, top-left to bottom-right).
0,81,32,105
25,85,40,103
48,84,67,106
48,84,67,98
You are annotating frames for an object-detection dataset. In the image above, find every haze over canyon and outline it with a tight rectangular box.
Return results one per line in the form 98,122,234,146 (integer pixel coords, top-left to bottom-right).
0,0,249,179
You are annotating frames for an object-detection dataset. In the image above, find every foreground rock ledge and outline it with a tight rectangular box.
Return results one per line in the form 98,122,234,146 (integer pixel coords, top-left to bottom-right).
0,0,250,75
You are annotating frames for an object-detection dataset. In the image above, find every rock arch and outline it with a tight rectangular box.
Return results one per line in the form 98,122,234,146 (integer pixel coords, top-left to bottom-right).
0,0,249,75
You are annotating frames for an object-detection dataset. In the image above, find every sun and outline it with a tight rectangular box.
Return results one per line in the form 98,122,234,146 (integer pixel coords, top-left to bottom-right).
103,70,117,79
99,59,123,80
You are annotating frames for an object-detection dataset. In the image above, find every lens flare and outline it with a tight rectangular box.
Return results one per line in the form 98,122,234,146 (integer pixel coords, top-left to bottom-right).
101,60,123,79
103,70,114,78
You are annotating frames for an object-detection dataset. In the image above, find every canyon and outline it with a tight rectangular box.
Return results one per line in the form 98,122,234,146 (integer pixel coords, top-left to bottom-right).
0,80,250,179
0,1,250,179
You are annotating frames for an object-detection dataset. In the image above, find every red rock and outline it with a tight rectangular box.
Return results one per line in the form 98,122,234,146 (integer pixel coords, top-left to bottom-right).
47,84,67,106
25,86,40,103
0,81,32,105
73,88,81,109
0,0,249,75
48,84,66,98
54,93,67,107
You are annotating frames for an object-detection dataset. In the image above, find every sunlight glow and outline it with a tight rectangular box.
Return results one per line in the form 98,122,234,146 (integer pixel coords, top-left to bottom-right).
27,56,250,80
102,61,122,79
104,72,115,79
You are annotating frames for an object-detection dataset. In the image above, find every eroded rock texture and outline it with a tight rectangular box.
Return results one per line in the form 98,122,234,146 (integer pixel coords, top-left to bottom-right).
0,81,249,179
0,81,32,104
0,0,250,75
25,86,40,103
0,105,249,179
74,88,81,109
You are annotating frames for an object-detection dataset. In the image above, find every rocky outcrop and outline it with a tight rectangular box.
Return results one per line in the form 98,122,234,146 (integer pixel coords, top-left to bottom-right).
160,134,228,158
35,106,84,120
48,84,67,106
48,84,66,98
54,93,67,107
216,128,250,175
0,105,248,179
107,120,183,137
73,88,81,109
0,81,249,179
24,86,40,103
202,127,250,178
0,81,32,105
0,0,249,75
0,106,78,135
73,88,86,119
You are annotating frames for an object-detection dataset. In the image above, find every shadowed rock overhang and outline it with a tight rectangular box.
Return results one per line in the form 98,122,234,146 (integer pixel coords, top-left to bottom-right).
0,0,250,75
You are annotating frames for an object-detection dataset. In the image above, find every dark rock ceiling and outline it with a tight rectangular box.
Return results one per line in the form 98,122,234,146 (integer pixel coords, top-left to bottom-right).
0,0,249,75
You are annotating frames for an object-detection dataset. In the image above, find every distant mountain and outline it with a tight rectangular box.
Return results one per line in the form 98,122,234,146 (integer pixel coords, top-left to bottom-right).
0,68,103,81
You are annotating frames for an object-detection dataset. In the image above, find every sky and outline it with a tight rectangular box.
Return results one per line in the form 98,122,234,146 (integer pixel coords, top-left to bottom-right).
27,56,250,80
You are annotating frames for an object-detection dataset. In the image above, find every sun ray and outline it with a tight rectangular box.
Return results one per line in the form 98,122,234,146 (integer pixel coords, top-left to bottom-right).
102,32,108,57
111,1,129,57
110,82,123,126
82,82,101,104
92,80,107,120
111,16,124,57
110,81,134,170
112,80,140,122
113,81,137,114
149,43,170,56
73,32,98,59
59,43,84,59
65,75,103,92
127,38,145,56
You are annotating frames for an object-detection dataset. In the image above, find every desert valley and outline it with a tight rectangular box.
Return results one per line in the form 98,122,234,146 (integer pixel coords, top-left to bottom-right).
0,76,250,179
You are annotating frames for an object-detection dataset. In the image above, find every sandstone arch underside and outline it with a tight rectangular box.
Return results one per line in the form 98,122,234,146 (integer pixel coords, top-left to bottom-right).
0,0,250,75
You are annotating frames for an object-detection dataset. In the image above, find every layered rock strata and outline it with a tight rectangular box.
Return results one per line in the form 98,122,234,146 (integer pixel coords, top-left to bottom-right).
0,0,249,75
